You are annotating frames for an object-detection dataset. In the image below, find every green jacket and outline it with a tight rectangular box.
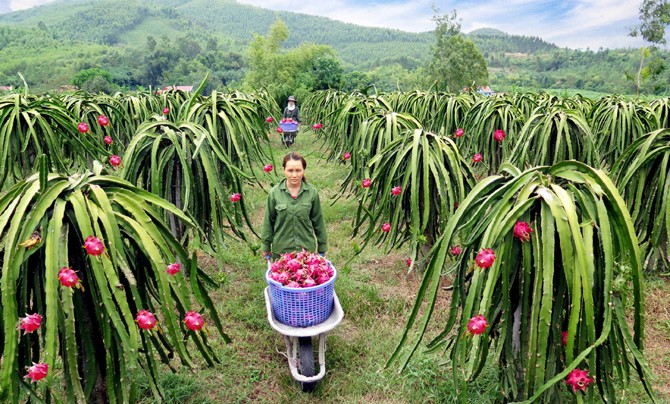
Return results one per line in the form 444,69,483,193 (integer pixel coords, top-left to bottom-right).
261,179,327,255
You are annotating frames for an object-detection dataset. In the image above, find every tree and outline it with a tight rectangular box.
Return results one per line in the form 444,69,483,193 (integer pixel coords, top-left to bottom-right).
428,9,488,92
339,70,371,92
146,35,157,52
368,64,417,91
631,0,670,44
311,57,343,90
80,75,118,93
629,0,670,94
72,68,113,88
243,17,342,102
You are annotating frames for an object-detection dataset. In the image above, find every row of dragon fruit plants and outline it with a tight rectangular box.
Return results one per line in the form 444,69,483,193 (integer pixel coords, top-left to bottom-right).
303,90,669,402
0,88,289,402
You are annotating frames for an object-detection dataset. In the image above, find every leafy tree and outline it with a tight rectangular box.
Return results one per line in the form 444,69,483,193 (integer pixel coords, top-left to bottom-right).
146,35,157,52
339,70,371,92
428,9,488,92
311,57,343,90
243,17,342,102
141,46,181,87
629,0,670,94
368,64,417,92
81,75,118,94
631,0,670,44
72,68,113,89
177,36,202,59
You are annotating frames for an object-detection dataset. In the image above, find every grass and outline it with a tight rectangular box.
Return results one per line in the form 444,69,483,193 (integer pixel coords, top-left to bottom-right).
135,129,670,403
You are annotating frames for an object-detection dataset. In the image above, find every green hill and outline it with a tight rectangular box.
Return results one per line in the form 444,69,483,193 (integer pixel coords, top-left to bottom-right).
0,0,433,66
0,0,667,94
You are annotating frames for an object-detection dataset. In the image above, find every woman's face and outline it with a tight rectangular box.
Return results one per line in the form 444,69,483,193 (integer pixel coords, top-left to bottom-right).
284,159,304,186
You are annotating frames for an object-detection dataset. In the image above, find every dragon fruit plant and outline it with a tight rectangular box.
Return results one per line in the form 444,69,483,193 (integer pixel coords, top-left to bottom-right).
0,165,229,403
390,161,656,402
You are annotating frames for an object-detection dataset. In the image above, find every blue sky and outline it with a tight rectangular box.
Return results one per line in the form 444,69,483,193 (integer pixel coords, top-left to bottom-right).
236,0,663,50
3,0,667,50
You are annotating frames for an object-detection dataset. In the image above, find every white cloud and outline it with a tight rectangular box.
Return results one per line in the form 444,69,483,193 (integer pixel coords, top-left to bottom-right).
238,0,657,49
238,0,438,32
452,0,647,49
7,0,666,50
10,0,55,11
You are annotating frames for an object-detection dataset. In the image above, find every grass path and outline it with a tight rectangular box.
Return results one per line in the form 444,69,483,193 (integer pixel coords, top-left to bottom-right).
136,129,670,403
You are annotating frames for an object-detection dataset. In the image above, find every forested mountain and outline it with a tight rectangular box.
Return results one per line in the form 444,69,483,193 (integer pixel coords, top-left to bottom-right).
0,0,433,66
0,0,667,95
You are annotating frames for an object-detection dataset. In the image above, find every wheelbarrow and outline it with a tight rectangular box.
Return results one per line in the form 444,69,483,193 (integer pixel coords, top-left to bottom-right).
263,286,344,392
279,121,299,147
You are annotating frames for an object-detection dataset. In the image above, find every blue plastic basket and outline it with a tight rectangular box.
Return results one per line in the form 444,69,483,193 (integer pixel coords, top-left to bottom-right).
265,264,337,327
279,122,299,132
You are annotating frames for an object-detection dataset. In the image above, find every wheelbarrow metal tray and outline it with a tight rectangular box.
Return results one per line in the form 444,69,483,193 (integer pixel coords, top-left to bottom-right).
264,287,343,337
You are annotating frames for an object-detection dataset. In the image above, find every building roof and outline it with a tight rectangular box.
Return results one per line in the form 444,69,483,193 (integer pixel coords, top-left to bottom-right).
158,85,194,93
477,86,494,95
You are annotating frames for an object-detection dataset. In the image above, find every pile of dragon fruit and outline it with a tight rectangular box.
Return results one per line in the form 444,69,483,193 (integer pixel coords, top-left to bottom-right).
269,250,334,288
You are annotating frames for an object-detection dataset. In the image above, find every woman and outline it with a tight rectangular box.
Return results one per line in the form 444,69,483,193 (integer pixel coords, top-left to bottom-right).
283,95,300,123
281,95,300,146
262,152,327,260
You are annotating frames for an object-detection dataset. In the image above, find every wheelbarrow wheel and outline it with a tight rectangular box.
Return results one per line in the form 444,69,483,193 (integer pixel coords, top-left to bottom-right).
298,337,316,392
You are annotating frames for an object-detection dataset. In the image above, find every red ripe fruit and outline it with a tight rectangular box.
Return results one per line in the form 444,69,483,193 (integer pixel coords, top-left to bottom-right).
513,221,533,242
97,115,109,127
163,107,169,115
109,155,121,167
454,128,464,138
312,123,323,130
450,245,462,256
58,267,80,288
361,178,371,188
381,222,391,233
562,331,568,346
166,262,180,275
83,236,105,256
184,311,204,331
494,129,506,143
343,152,351,160
266,116,274,123
136,310,157,331
391,186,402,196
473,153,483,163
229,193,241,203
263,164,273,173
104,135,113,145
24,362,48,382
276,127,283,133
406,258,412,267
467,314,488,335
566,369,594,392
77,122,89,133
18,313,42,333
475,248,496,268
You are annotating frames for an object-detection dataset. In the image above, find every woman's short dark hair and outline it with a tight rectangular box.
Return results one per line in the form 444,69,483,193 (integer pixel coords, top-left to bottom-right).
282,152,306,169
282,152,307,182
